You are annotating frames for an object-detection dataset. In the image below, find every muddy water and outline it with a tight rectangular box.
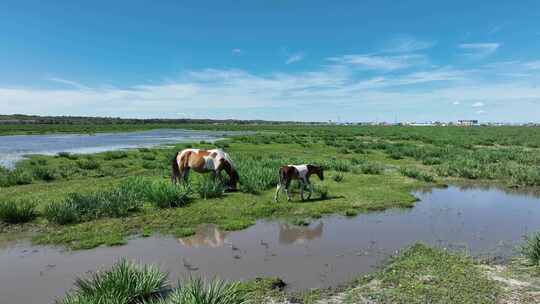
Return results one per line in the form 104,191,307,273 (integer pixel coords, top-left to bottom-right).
0,129,241,168
2,185,540,303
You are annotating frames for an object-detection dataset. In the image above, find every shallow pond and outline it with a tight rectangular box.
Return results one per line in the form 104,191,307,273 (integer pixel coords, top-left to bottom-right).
0,129,240,168
1,185,540,303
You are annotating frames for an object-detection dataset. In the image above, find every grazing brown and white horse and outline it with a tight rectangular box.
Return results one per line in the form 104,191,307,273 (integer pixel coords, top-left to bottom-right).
275,164,324,201
171,148,239,191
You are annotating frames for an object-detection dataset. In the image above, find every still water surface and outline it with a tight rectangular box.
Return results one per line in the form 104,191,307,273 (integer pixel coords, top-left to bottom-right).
1,185,540,303
0,129,239,168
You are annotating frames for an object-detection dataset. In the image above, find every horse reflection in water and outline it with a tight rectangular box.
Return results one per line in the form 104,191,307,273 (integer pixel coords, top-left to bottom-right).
178,224,228,248
279,222,324,245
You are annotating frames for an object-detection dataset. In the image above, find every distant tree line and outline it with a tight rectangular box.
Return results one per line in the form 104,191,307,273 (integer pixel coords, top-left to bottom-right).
0,114,321,125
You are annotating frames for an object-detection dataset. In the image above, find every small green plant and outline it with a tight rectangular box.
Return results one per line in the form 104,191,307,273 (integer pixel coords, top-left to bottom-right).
32,166,57,181
60,259,168,304
313,184,329,199
400,167,435,183
104,151,128,160
142,161,157,169
345,209,358,217
141,154,157,161
6,168,33,185
0,199,37,224
77,159,100,170
355,162,384,175
332,172,345,182
522,232,540,266
57,152,79,160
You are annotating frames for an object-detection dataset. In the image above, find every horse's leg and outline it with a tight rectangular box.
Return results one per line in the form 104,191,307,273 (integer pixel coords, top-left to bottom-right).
308,182,315,200
181,167,190,184
300,180,305,201
285,178,292,201
274,183,282,202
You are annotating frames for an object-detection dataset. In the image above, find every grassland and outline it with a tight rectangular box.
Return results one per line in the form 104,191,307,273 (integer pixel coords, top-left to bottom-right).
2,123,540,303
2,124,540,249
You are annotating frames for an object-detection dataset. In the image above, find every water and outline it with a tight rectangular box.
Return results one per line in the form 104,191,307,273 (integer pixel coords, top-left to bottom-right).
0,129,239,168
1,185,540,303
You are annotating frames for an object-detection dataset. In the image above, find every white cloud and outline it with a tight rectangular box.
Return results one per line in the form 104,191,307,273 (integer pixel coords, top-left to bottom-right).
232,48,242,55
285,52,304,64
524,60,540,70
383,36,436,53
459,43,500,58
327,54,426,71
476,110,486,114
2,53,540,122
47,77,89,90
472,102,485,107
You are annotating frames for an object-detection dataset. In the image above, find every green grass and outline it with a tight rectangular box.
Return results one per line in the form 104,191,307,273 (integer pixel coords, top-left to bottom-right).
196,177,225,199
163,278,248,304
521,231,540,266
60,259,168,304
4,124,538,249
344,244,500,304
0,199,37,223
400,166,436,183
59,259,247,304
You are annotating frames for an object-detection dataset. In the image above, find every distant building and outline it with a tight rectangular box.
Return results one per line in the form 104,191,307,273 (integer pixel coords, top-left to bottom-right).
457,120,479,126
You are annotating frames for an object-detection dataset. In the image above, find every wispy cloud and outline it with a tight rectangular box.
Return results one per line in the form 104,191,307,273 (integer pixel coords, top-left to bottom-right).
488,24,505,35
327,54,426,71
382,35,436,53
459,43,500,59
231,48,242,55
285,52,304,64
524,60,540,70
47,77,89,90
472,101,485,107
453,101,461,105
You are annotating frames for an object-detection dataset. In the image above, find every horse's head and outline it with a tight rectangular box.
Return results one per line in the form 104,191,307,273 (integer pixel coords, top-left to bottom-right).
224,160,240,192
309,165,324,181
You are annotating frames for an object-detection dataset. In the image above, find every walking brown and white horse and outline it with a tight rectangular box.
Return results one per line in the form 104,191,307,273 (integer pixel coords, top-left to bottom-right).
171,148,239,191
274,164,324,201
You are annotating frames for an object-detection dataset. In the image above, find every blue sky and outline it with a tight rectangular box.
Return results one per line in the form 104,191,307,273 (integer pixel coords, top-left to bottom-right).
1,1,540,122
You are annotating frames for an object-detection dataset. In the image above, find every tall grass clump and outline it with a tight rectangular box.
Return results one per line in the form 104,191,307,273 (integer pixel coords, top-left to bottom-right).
60,259,168,304
332,172,345,182
323,159,351,172
196,177,224,199
522,231,540,266
57,152,79,160
45,186,143,224
44,201,79,225
313,184,329,199
399,167,435,183
120,177,191,209
0,199,37,224
77,159,101,170
235,156,279,194
32,166,58,181
145,180,191,208
104,151,129,160
164,278,247,304
353,162,384,175
0,168,34,186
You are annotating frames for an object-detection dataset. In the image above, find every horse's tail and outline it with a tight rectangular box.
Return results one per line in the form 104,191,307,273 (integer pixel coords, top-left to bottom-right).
278,166,286,185
171,152,181,184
